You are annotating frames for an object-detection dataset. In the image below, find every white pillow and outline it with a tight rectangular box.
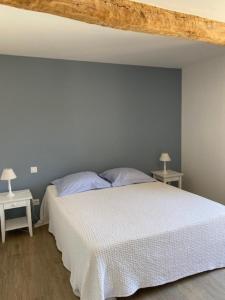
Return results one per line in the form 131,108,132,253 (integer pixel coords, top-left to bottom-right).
100,168,155,187
52,171,111,197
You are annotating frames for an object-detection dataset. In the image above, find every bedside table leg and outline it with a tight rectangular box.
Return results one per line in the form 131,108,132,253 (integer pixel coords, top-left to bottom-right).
26,204,33,237
0,207,5,243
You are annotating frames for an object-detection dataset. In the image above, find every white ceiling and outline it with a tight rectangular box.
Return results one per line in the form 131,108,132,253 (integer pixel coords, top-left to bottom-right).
135,0,225,22
0,3,225,68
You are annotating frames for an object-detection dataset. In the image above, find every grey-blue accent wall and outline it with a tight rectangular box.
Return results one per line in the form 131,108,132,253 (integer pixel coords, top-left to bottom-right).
0,55,181,221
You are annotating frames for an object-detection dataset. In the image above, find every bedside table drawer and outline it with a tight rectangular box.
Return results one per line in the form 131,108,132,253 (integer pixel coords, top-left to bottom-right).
4,201,28,210
166,176,180,182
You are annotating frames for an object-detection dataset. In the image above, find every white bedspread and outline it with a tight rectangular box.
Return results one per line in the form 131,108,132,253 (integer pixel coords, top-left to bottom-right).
39,182,225,300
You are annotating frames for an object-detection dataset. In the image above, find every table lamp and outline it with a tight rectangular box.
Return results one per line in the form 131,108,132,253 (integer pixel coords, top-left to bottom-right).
1,168,17,197
160,153,171,174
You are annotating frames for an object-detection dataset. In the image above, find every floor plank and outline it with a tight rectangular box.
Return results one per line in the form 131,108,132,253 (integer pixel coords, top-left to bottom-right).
0,226,225,300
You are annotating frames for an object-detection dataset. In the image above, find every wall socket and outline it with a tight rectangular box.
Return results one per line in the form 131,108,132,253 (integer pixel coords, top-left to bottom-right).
32,199,40,206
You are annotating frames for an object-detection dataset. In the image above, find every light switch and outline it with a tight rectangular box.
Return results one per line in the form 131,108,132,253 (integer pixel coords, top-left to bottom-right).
30,166,38,174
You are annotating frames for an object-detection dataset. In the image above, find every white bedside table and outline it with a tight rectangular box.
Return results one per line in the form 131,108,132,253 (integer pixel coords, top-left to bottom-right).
151,170,184,189
0,189,33,243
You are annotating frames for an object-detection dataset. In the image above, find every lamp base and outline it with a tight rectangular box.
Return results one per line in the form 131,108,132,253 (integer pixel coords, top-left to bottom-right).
7,180,15,197
7,191,15,198
163,161,168,174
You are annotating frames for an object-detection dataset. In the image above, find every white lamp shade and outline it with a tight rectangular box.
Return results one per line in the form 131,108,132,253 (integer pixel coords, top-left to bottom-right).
160,153,171,162
1,168,17,181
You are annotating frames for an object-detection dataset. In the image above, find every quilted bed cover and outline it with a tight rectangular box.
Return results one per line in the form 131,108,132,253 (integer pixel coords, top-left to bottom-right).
40,182,225,300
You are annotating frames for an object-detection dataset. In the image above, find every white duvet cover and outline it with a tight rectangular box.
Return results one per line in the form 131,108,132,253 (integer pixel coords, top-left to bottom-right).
39,182,225,300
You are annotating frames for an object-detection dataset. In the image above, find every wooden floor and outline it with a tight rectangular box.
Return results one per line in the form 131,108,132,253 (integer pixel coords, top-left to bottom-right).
1,226,225,300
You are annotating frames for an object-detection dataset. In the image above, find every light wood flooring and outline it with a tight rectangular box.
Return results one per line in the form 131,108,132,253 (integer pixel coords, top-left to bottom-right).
1,226,225,300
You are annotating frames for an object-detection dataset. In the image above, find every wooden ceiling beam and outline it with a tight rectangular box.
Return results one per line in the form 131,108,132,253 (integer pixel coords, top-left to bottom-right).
1,0,225,46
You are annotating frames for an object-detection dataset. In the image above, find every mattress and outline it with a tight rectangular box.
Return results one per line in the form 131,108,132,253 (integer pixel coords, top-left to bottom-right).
39,182,225,300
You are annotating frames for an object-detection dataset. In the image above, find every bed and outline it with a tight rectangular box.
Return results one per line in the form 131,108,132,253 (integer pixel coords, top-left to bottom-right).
39,181,225,300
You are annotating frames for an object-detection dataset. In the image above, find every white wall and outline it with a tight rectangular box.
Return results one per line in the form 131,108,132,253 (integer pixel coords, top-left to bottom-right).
182,55,225,204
